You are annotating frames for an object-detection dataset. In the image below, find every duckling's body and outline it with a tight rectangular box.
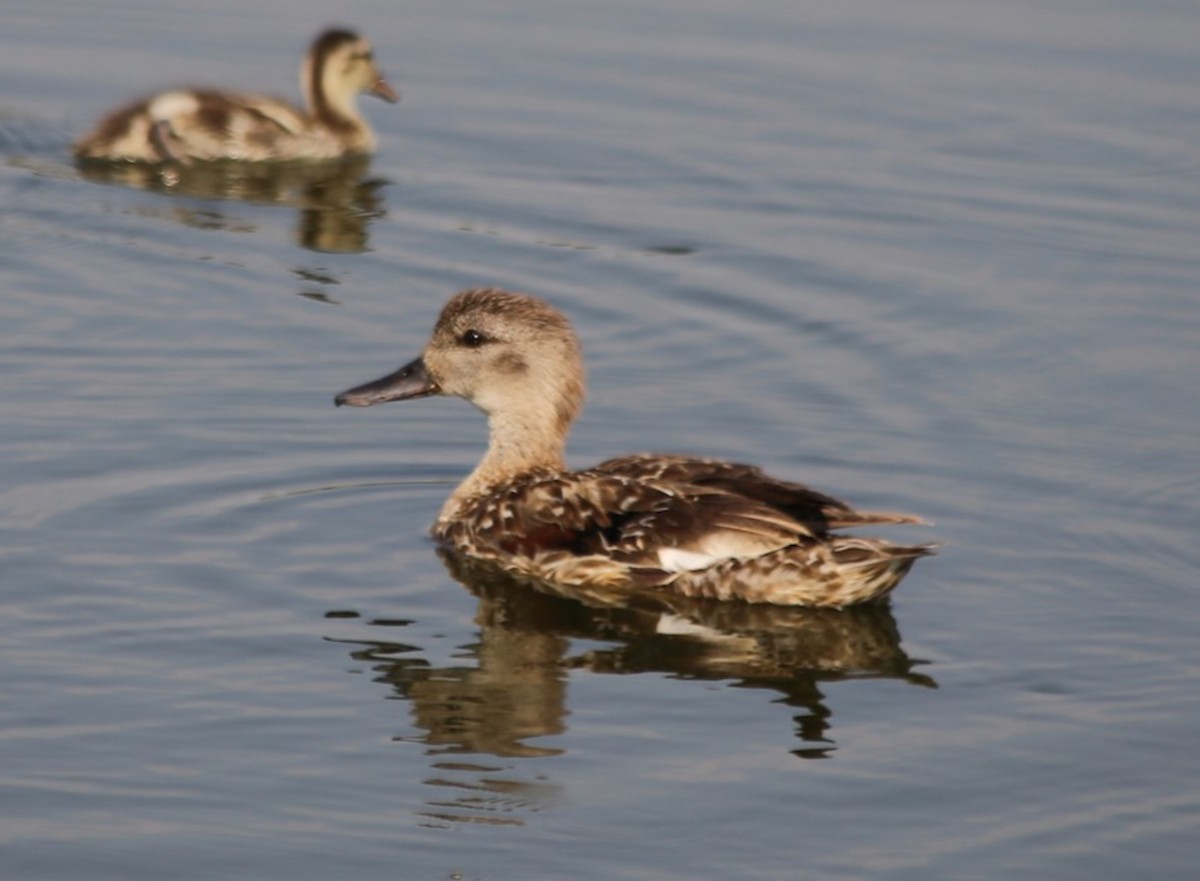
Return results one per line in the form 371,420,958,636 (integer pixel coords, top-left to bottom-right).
74,29,397,163
335,289,934,607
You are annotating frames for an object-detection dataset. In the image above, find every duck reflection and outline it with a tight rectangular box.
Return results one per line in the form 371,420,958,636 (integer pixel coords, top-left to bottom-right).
75,155,387,252
332,549,933,825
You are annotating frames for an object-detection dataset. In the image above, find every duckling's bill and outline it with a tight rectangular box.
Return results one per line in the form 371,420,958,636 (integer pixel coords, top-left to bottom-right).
369,76,401,103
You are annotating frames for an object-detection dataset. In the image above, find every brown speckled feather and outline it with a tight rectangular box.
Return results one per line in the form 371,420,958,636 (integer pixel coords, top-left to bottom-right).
437,470,801,563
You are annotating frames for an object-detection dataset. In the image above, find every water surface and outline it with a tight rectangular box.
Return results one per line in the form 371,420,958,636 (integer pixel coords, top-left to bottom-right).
2,1,1198,878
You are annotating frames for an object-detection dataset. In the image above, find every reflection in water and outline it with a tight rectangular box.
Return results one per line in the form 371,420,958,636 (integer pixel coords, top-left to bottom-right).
330,551,934,826
75,155,388,252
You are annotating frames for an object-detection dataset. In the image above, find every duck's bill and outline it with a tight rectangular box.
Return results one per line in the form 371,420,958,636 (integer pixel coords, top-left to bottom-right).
370,76,401,103
335,357,437,407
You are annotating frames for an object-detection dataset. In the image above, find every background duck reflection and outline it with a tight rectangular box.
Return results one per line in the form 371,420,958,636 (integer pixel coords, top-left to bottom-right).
75,156,389,252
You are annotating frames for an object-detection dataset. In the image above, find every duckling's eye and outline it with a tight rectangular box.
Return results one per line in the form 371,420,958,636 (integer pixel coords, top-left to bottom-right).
459,329,488,348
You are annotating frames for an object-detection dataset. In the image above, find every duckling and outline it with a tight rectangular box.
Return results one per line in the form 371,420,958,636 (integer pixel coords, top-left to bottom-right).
335,289,935,607
74,28,398,163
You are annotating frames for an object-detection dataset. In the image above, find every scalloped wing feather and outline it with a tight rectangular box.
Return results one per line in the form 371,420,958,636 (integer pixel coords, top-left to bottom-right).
591,454,921,533
437,470,831,580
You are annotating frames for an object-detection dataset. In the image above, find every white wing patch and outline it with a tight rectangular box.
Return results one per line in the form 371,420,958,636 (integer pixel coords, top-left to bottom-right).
657,547,721,572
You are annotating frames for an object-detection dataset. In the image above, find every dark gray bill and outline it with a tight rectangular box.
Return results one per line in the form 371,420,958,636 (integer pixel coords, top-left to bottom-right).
334,356,438,407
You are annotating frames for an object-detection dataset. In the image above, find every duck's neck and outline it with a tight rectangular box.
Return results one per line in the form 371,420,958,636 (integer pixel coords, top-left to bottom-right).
438,408,568,524
303,61,367,137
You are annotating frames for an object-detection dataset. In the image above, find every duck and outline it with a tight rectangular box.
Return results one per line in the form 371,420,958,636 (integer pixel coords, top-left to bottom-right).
73,28,398,163
334,288,935,607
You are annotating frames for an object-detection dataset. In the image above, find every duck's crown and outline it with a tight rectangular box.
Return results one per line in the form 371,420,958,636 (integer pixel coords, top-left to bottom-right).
423,288,586,436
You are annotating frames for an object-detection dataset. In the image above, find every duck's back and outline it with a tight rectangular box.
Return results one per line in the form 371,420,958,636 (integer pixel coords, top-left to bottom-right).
591,454,924,532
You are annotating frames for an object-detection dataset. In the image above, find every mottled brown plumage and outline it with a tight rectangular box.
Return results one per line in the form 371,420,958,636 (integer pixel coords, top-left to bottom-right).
335,288,935,607
74,29,398,163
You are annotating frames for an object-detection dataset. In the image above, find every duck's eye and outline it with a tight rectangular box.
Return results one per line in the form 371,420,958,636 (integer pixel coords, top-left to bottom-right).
459,329,488,348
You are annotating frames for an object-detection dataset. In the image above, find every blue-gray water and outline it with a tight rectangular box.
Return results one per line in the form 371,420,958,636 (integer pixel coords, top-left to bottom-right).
2,1,1198,878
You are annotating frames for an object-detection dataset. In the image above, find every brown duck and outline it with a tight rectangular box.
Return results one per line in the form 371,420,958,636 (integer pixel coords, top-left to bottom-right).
336,288,934,607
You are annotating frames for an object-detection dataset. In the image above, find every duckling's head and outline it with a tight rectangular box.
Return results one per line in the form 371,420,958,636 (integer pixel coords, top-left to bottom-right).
304,29,399,114
336,288,586,438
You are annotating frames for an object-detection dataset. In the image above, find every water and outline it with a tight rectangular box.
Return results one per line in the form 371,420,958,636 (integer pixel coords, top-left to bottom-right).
3,0,1199,878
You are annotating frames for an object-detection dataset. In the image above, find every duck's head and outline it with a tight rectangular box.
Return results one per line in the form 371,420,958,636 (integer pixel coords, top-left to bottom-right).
336,288,586,438
304,28,400,113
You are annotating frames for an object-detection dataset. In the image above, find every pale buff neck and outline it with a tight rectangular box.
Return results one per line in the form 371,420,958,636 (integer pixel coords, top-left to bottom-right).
302,57,369,132
437,406,569,525
318,78,367,125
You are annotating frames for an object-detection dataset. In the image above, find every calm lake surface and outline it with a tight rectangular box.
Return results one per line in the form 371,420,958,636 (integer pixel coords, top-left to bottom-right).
2,1,1198,878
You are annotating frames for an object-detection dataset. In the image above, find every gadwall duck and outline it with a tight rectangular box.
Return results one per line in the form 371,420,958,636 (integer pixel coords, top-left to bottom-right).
74,28,398,163
335,289,934,607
